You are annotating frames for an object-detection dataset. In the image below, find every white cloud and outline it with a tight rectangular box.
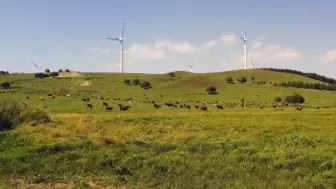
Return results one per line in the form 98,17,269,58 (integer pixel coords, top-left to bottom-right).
220,33,237,47
252,36,265,49
204,40,217,48
88,46,112,54
125,44,166,62
154,40,196,54
320,49,336,64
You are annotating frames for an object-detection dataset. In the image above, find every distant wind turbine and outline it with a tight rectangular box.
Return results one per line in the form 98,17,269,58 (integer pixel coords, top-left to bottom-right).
250,57,255,69
189,61,193,73
31,61,44,71
240,32,248,69
107,23,125,73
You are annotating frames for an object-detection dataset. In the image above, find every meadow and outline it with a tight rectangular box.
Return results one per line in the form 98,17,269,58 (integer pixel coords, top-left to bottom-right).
0,70,335,189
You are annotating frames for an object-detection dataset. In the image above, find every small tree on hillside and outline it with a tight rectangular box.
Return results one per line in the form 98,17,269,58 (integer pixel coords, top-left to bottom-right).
50,72,59,78
132,78,140,85
284,94,305,104
168,72,175,77
236,77,247,84
45,69,50,73
140,81,152,89
58,69,63,73
124,79,131,85
226,77,233,84
0,82,10,89
206,86,217,94
65,69,70,73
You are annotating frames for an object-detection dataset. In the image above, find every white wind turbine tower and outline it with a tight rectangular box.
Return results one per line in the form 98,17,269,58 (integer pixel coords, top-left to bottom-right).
189,61,193,73
240,32,248,69
107,23,125,73
31,61,44,71
250,57,255,69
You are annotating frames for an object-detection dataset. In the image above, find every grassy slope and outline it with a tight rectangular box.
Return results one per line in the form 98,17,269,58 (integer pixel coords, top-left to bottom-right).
0,70,336,188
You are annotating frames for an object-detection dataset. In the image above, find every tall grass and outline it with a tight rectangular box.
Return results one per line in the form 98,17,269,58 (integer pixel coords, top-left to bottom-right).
0,100,50,130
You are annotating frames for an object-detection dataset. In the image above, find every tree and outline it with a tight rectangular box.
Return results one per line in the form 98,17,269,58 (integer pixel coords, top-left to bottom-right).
65,69,70,73
124,79,131,85
251,77,256,84
49,72,59,78
140,81,152,89
0,71,7,75
132,78,140,85
0,82,10,89
168,72,175,77
45,69,50,73
58,69,63,73
226,77,233,83
284,94,305,104
236,77,247,83
274,96,282,103
206,86,217,94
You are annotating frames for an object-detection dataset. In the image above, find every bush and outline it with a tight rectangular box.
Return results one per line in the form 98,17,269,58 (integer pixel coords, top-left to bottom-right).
226,77,233,83
0,100,50,131
34,73,50,79
274,96,282,103
50,72,59,77
206,86,217,94
236,77,247,83
132,78,140,85
65,69,70,73
0,82,10,89
140,81,152,89
0,71,9,75
45,69,50,73
124,79,131,85
251,77,256,83
284,94,305,104
58,69,63,73
168,72,175,77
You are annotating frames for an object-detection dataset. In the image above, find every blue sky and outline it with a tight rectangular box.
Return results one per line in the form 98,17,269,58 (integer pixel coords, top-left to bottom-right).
0,0,335,78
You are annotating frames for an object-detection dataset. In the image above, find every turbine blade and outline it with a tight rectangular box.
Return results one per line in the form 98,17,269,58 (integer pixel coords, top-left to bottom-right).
120,22,125,39
107,37,120,41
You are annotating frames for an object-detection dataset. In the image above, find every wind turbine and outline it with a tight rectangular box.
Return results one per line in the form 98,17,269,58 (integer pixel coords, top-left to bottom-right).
189,61,193,73
240,32,248,69
250,57,255,69
31,61,44,71
107,23,125,73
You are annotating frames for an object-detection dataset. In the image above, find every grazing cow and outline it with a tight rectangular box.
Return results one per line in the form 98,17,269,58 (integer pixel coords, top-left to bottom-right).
165,103,173,107
87,103,93,109
185,105,191,109
119,105,130,111
102,102,109,107
195,105,199,109
296,106,303,111
200,105,207,111
153,103,161,109
105,106,113,111
214,104,224,110
47,94,53,97
40,97,44,101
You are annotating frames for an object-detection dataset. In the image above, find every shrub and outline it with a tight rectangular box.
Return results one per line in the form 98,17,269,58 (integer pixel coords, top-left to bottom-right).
0,71,8,75
206,86,217,94
0,100,51,131
140,81,152,89
0,82,10,89
45,69,50,73
58,69,63,73
274,96,282,103
236,77,247,83
65,69,70,73
132,78,140,85
251,77,256,83
34,73,50,79
50,72,59,77
284,94,305,104
124,79,131,85
168,72,175,77
226,77,233,83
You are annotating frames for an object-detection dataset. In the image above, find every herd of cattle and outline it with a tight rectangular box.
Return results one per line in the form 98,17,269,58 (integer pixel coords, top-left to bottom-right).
27,94,307,112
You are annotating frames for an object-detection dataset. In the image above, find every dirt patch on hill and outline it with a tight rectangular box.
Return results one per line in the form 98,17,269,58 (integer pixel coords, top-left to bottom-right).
58,71,82,78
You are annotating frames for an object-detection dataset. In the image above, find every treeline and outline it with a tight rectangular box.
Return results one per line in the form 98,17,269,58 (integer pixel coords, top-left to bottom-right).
259,68,336,84
0,71,9,75
275,81,336,91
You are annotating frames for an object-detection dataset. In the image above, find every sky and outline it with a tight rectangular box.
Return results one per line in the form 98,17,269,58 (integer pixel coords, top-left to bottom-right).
0,0,335,78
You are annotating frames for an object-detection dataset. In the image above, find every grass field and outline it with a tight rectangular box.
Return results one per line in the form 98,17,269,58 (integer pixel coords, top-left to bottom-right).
0,70,335,188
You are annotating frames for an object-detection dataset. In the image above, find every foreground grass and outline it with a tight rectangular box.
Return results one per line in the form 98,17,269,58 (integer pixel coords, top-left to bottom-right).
1,109,335,188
